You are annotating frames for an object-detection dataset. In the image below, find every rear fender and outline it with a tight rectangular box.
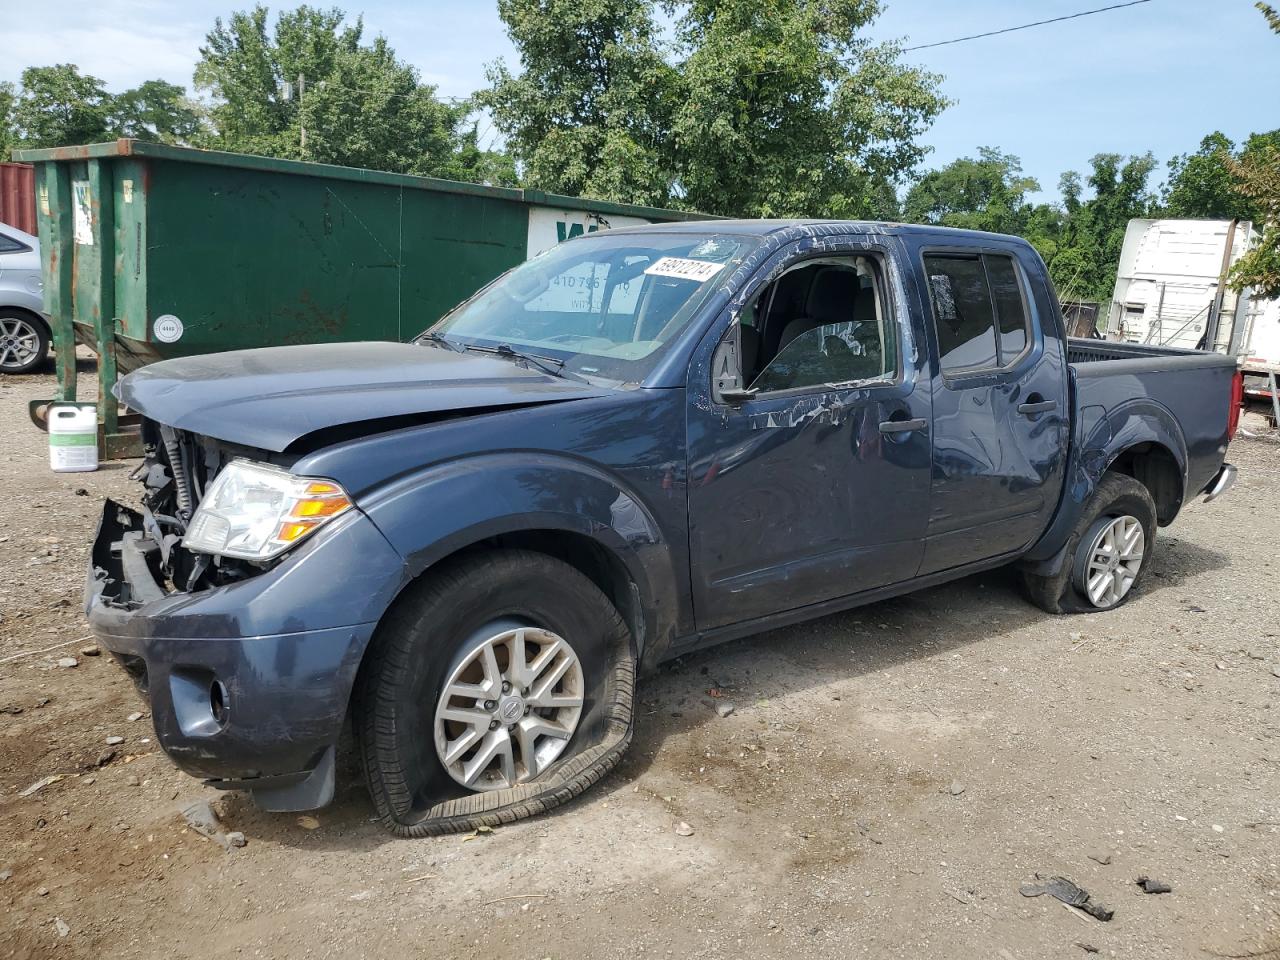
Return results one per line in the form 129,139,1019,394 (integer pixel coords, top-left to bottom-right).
1022,397,1186,574
359,452,681,665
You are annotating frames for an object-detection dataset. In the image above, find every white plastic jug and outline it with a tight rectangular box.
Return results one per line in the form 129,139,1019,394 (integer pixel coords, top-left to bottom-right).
48,404,99,473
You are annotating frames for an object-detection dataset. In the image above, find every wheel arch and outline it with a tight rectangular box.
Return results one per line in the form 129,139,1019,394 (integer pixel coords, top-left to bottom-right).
0,304,50,332
1022,398,1187,574
354,451,687,673
377,525,652,664
1104,441,1183,525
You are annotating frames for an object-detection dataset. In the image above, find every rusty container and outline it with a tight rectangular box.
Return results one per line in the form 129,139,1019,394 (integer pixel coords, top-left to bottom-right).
12,139,707,456
0,162,36,234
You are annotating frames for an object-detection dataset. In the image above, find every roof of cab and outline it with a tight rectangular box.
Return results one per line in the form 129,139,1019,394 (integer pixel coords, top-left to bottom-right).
601,218,1028,246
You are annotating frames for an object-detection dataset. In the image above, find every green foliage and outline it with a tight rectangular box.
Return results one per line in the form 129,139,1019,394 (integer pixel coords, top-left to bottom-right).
8,64,114,148
1228,143,1280,297
1163,130,1280,223
1225,8,1280,296
481,0,677,206
433,119,521,187
1259,2,1280,33
902,147,1040,235
0,83,15,159
484,0,948,216
1,64,204,151
669,0,947,217
110,80,203,143
901,149,1156,303
1043,153,1157,303
195,5,497,179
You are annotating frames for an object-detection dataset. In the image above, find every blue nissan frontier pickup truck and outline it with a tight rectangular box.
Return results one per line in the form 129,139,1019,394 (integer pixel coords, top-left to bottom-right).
85,221,1240,835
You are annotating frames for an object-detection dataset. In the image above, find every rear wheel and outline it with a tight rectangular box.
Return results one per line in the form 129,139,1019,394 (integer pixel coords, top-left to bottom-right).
1022,473,1157,614
355,549,635,836
0,312,48,374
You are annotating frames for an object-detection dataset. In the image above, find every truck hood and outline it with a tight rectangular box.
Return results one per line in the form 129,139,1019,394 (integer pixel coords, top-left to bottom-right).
116,341,612,452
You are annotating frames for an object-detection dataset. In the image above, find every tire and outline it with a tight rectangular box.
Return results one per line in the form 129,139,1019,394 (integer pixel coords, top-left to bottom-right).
0,311,49,374
354,549,635,837
1022,473,1157,615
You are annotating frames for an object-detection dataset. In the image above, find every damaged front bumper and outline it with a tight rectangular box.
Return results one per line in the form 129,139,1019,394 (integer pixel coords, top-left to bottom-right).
85,500,405,811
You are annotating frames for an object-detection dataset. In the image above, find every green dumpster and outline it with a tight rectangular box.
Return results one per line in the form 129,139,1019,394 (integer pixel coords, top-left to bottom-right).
13,139,709,457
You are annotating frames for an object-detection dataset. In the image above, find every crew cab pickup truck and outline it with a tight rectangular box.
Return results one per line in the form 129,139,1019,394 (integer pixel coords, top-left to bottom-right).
86,221,1240,836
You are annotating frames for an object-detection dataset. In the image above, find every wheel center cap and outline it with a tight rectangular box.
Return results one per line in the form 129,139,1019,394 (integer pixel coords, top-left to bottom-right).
498,694,525,723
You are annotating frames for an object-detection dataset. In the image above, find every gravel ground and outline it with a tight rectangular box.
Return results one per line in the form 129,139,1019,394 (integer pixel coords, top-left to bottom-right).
1,358,1278,960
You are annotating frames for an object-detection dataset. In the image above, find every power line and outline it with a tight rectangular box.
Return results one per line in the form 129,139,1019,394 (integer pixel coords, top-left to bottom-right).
733,0,1155,79
271,0,1156,116
901,0,1153,53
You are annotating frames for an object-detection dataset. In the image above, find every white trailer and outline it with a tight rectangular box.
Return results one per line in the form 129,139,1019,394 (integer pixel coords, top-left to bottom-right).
1107,218,1280,405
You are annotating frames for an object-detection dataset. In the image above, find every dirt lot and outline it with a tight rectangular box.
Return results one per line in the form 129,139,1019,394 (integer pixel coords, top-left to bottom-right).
1,359,1278,960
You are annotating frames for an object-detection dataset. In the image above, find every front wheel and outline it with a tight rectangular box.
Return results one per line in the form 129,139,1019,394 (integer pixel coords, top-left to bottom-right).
354,550,635,836
1022,473,1157,614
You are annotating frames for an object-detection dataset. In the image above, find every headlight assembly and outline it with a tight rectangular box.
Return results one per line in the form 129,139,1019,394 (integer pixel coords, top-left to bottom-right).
182,459,352,561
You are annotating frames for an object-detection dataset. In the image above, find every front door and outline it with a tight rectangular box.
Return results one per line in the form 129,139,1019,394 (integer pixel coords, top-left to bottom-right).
912,245,1069,575
686,241,933,631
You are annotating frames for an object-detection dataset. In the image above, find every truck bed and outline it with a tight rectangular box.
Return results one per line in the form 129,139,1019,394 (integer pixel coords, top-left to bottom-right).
1066,337,1237,506
1066,337,1232,368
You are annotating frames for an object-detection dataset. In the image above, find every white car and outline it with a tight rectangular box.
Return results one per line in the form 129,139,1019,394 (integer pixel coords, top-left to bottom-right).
0,222,48,374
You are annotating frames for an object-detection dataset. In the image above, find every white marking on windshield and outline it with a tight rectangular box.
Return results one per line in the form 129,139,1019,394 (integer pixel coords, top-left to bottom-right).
643,257,727,282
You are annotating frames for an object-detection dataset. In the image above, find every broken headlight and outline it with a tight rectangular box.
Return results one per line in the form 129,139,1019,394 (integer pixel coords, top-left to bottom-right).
182,459,352,561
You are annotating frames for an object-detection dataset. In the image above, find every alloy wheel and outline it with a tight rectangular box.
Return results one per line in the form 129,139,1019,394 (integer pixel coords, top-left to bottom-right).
1081,514,1145,609
0,316,41,371
433,624,584,791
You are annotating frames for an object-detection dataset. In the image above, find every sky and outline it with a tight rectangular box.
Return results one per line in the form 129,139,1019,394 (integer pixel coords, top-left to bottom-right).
1,0,1277,202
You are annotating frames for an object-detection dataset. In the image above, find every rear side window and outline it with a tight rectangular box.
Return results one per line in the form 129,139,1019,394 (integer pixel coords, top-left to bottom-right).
0,232,29,254
924,253,1031,373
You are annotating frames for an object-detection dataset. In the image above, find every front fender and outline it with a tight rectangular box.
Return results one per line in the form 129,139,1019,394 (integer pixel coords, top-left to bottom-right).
1022,396,1187,572
358,452,682,664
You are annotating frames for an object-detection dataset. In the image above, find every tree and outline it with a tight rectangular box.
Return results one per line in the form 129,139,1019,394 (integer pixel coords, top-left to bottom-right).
481,0,677,206
1163,129,1280,223
1035,153,1156,303
484,0,948,216
1259,1,1280,32
669,0,946,218
1221,4,1280,296
0,83,15,159
8,64,113,148
433,118,520,187
1,67,202,150
111,79,202,143
902,147,1040,235
1228,143,1280,297
194,5,477,178
1164,131,1242,220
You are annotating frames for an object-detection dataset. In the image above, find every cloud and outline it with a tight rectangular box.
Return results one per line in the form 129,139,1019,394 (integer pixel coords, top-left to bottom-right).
0,3,206,91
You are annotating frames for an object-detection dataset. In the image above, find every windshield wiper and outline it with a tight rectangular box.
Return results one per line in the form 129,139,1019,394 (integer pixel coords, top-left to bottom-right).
462,343,589,384
419,331,464,352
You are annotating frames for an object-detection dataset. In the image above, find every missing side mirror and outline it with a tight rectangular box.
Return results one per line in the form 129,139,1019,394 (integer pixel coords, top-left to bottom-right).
712,320,757,405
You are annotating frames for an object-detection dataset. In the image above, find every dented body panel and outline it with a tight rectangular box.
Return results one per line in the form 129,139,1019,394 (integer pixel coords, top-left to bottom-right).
82,220,1238,810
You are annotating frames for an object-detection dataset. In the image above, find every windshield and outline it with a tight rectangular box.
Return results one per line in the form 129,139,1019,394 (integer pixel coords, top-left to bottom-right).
423,231,757,383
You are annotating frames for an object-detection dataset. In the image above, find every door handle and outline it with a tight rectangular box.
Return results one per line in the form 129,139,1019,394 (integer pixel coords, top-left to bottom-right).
878,417,928,434
1017,399,1057,415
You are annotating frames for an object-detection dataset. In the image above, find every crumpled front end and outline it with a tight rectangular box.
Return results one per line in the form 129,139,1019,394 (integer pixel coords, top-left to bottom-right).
84,422,407,810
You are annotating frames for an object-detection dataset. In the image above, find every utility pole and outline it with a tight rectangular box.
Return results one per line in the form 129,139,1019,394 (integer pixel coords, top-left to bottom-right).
298,73,307,157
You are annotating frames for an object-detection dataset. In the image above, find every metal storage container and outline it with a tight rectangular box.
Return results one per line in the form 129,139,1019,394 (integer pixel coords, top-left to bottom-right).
13,139,707,456
0,162,36,234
